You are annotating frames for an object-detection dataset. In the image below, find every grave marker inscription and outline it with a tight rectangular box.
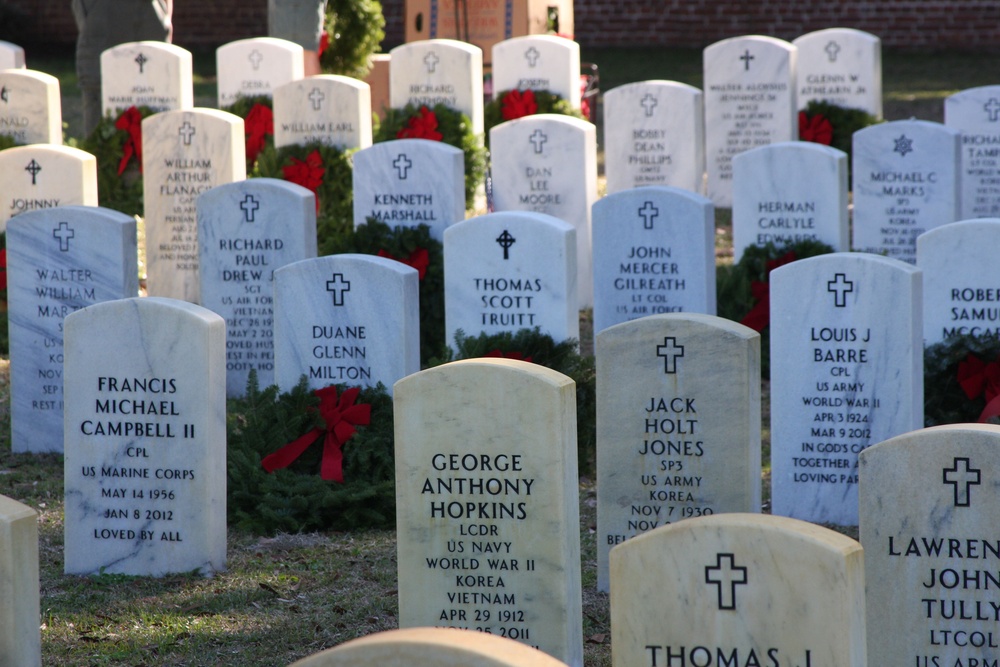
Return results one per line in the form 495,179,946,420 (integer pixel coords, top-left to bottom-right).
101,41,194,115
0,144,98,231
0,69,61,144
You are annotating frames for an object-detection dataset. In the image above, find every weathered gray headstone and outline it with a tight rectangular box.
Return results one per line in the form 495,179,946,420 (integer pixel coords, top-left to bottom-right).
142,108,246,303
0,40,25,69
273,254,420,393
491,35,581,108
63,297,227,576
703,35,798,208
770,253,923,526
610,514,866,667
352,138,465,240
0,69,61,145
852,119,961,263
860,424,1000,667
394,359,583,667
0,494,41,667
101,41,194,116
273,75,373,149
603,81,705,195
0,144,98,232
592,186,715,334
390,39,484,134
917,219,1000,344
7,206,138,453
945,85,1000,219
793,28,882,117
596,314,760,593
216,37,304,107
444,211,578,346
198,178,318,396
732,141,849,261
490,114,597,306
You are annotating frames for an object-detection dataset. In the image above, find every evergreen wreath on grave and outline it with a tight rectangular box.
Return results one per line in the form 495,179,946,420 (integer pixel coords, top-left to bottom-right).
227,372,396,535
924,333,1000,426
254,140,355,250
483,88,584,142
374,103,487,209
78,105,155,217
325,220,445,365
437,328,597,476
798,100,880,160
221,95,274,172
716,239,835,378
0,133,19,151
319,0,385,79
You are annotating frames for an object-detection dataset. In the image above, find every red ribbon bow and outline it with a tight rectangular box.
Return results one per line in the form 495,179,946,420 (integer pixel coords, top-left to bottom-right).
957,353,1000,423
397,105,443,141
0,248,7,291
115,106,143,175
798,111,833,145
261,386,371,482
377,247,429,280
739,251,798,332
501,89,538,121
245,103,274,163
483,349,533,363
282,149,325,213
318,31,330,57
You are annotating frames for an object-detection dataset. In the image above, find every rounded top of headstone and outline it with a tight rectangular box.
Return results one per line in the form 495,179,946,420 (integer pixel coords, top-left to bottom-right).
288,627,569,667
7,204,134,230
0,68,58,86
489,112,595,139
604,79,702,98
65,296,225,330
0,143,96,162
0,494,37,523
446,210,574,239
854,117,960,137
861,423,1000,462
917,217,1000,245
495,34,580,48
792,27,880,46
394,357,574,395
597,312,759,344
391,38,483,57
770,250,921,278
705,34,796,55
735,140,847,162
217,37,304,54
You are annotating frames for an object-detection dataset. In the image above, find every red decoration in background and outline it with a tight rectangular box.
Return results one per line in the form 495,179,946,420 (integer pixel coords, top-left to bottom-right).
501,89,538,121
483,350,534,363
245,103,274,163
397,106,443,141
319,31,330,56
957,353,1000,422
261,386,371,482
739,251,798,332
377,248,429,280
799,111,833,145
282,149,325,213
579,75,592,121
115,106,144,175
0,249,7,291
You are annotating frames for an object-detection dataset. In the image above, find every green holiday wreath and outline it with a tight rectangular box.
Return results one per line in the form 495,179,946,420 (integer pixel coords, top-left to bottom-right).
716,239,836,378
483,88,584,142
254,141,356,252
227,372,396,535
924,333,1000,427
319,0,385,79
325,220,445,365
221,95,274,174
374,103,487,210
438,328,597,477
78,105,155,217
0,133,19,151
799,100,880,164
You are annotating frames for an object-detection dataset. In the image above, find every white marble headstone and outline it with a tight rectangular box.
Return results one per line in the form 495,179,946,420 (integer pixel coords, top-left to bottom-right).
703,35,798,208
917,219,1000,344
859,424,1000,667
770,253,923,526
592,186,715,334
852,119,961,263
273,254,420,394
945,85,1000,219
216,37,304,108
394,359,583,667
793,28,882,117
63,297,227,577
390,39,484,134
490,114,597,306
7,206,138,453
610,514,866,667
492,35,581,108
0,40,25,69
142,108,246,303
198,178,318,396
352,138,465,240
602,81,705,195
0,69,61,144
0,494,41,667
444,211,578,346
273,75,373,149
0,144,98,232
732,141,849,260
101,41,194,116
596,314,760,592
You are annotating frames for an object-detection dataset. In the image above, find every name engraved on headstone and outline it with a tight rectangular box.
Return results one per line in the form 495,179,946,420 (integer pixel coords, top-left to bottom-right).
101,42,194,115
492,36,581,108
216,38,304,107
793,28,882,118
0,69,62,145
0,145,99,231
272,75,372,150
945,86,1000,219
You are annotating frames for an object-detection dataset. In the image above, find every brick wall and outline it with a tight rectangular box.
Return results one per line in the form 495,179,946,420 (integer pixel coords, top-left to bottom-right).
4,0,1000,52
